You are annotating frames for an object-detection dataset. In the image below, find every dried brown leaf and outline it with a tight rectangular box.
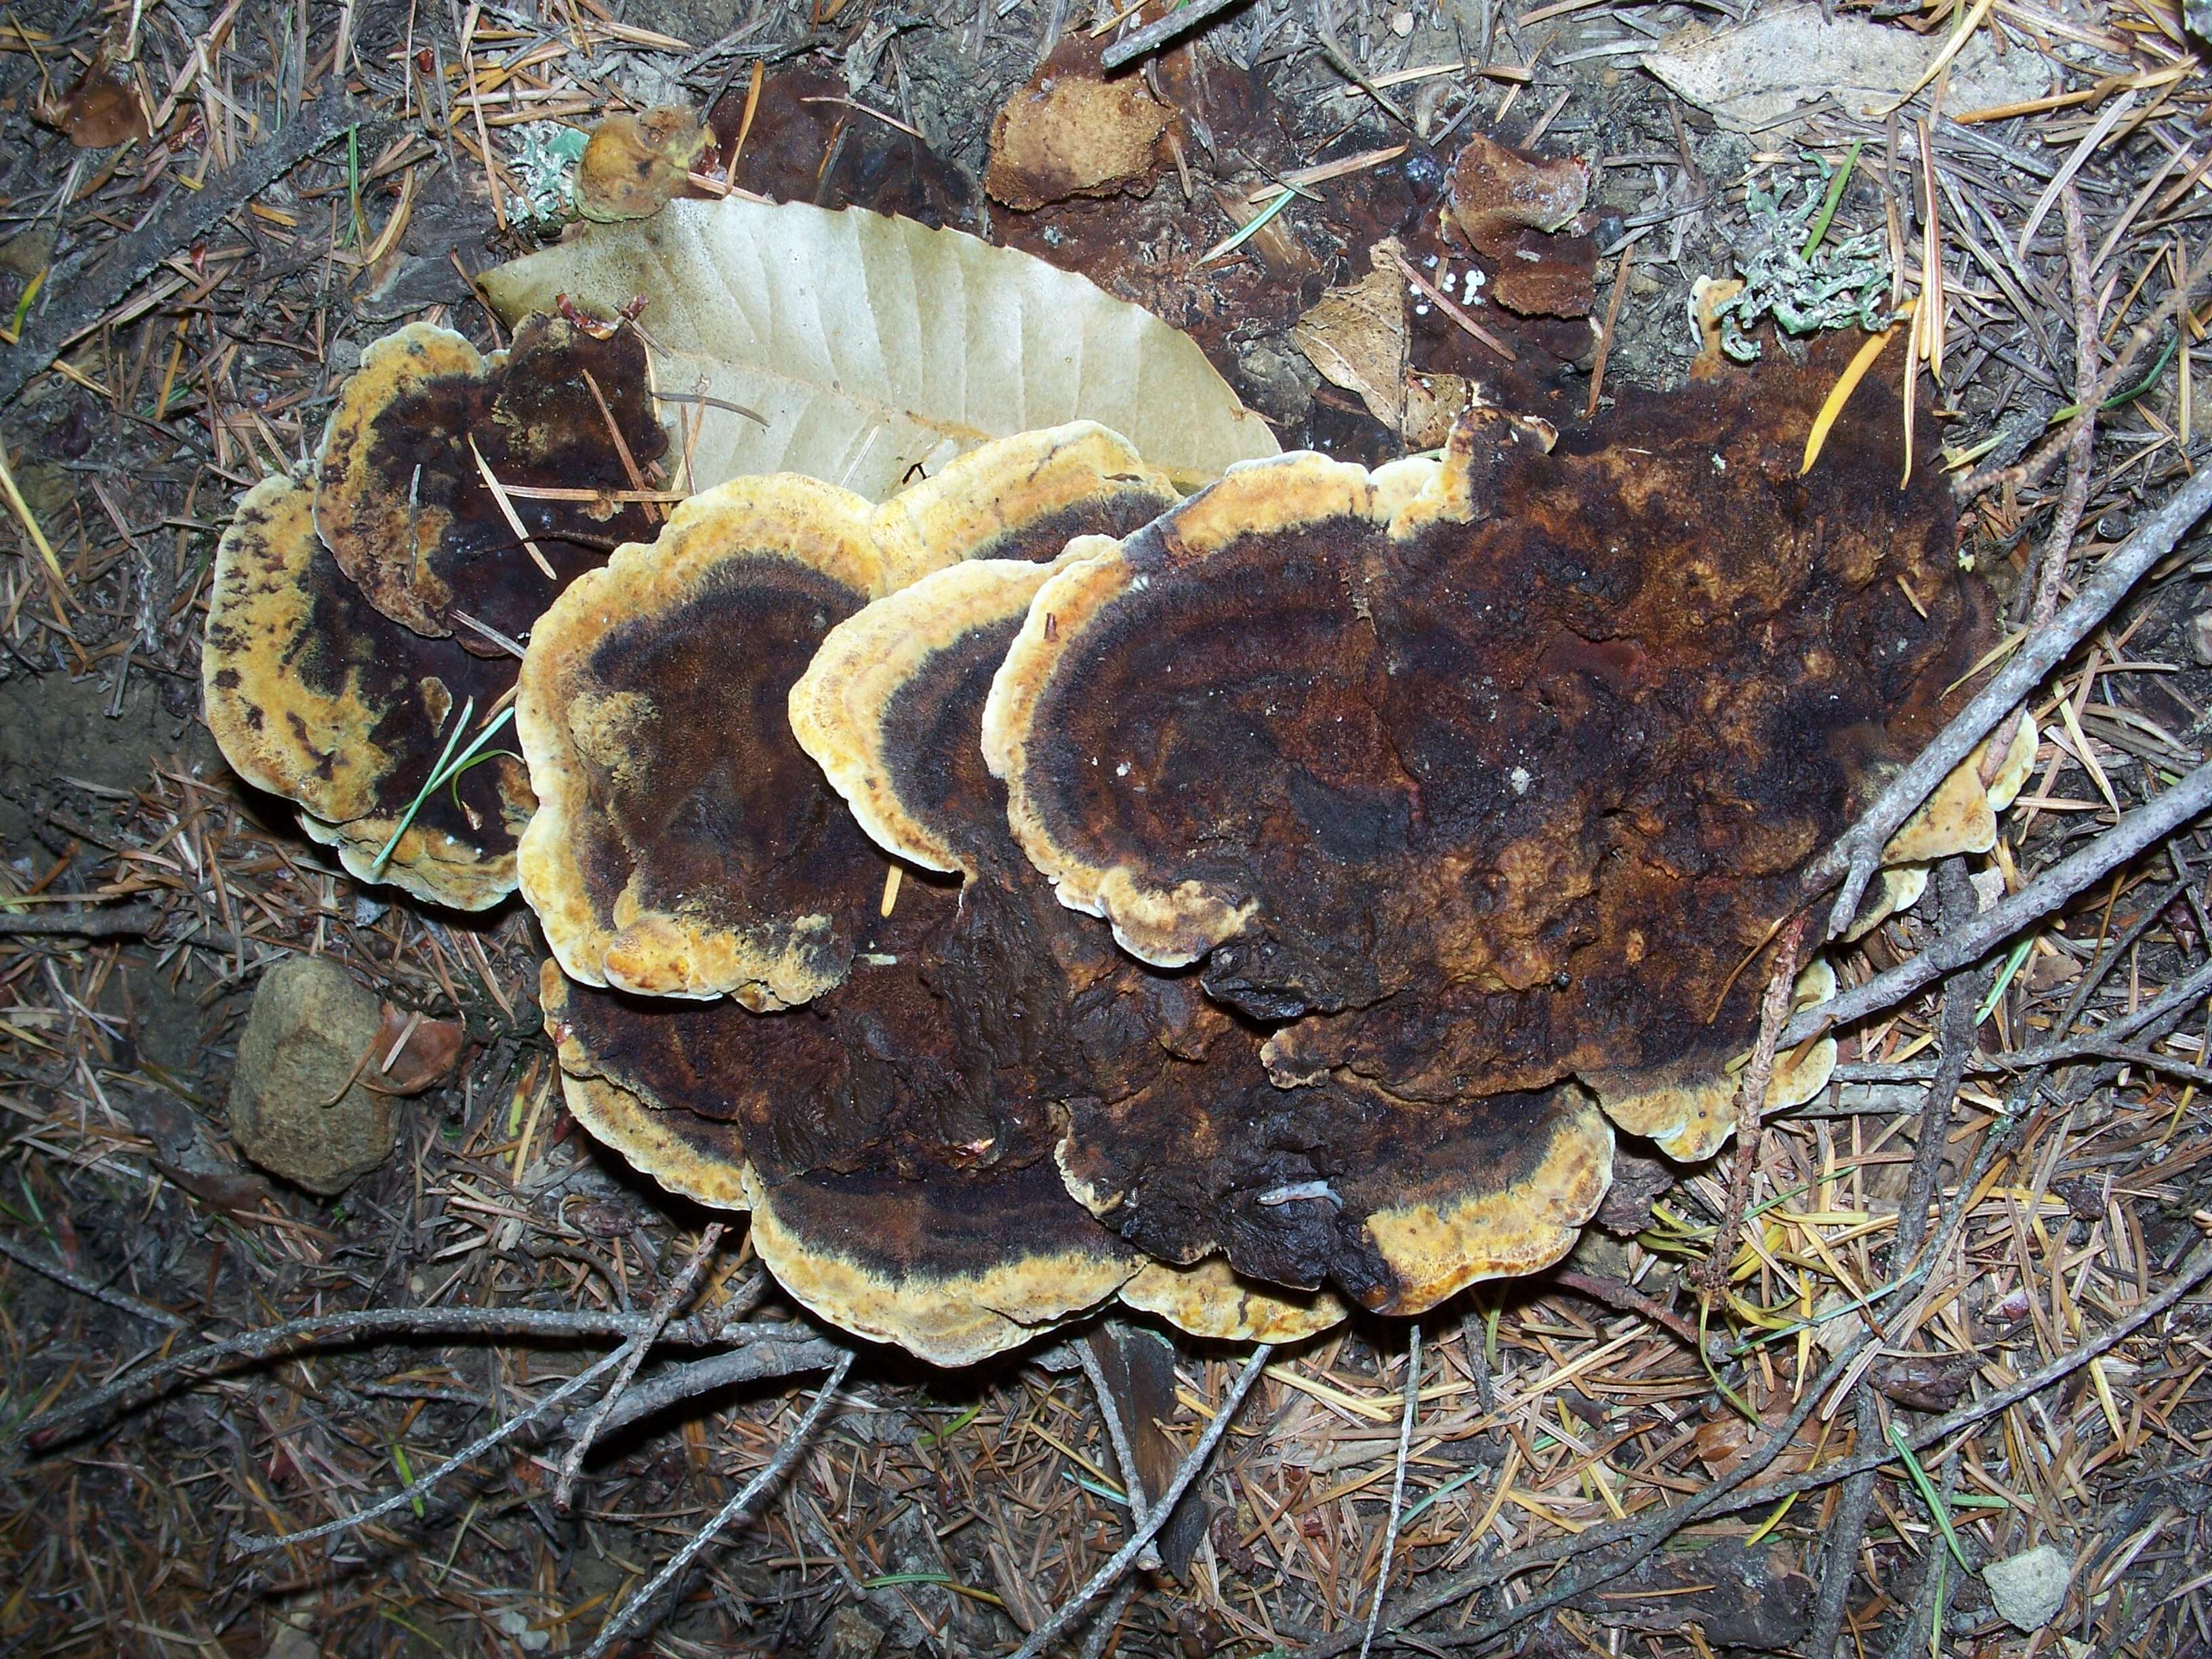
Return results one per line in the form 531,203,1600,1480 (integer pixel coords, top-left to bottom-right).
577,106,710,223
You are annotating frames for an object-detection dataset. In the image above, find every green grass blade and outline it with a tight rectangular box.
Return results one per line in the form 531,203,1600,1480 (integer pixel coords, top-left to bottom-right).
1803,140,1864,259
370,697,479,874
1889,1420,1971,1569
1200,186,1296,266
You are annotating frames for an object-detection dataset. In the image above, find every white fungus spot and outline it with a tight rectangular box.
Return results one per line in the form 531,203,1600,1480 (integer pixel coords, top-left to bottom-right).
1257,1180,1341,1208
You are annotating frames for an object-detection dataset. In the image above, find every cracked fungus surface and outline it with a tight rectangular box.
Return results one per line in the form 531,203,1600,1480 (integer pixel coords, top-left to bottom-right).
790,554,1605,1317
987,348,1996,1173
314,313,667,647
544,558,1343,1363
201,474,531,911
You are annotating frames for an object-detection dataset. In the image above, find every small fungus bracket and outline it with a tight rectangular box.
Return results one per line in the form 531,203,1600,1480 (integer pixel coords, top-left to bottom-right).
314,314,665,647
203,473,532,911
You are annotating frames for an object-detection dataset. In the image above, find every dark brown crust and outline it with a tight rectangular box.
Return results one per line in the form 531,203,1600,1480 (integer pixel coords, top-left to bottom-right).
796,546,1596,1313
549,941,1343,1353
544,871,1146,1364
202,474,529,911
991,347,1994,1160
556,611,1349,1349
314,314,666,646
1057,1030,1614,1313
518,476,890,1004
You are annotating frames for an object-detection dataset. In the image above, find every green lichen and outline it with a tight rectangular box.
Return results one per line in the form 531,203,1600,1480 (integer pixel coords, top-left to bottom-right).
1714,160,1892,363
509,124,588,233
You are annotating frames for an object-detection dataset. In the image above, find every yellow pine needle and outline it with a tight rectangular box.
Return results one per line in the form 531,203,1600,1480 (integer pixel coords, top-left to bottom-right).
2089,1355,2128,1448
1877,0,1994,116
1945,625,2027,694
1744,1492,1799,1549
729,59,764,173
1802,300,1917,476
0,440,63,583
466,433,556,579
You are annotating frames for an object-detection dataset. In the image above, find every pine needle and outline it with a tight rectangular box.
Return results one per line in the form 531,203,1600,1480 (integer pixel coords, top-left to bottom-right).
0,440,64,583
1876,0,1993,117
1802,141,1864,260
370,700,516,873
1887,1420,1971,1570
1801,302,1914,476
1198,186,1296,266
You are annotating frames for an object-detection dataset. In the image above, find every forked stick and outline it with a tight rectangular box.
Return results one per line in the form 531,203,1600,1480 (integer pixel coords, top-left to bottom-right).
582,1350,857,1659
1008,1344,1275,1659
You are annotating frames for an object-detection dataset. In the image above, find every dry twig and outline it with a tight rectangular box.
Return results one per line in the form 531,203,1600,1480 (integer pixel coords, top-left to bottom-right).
1010,1344,1275,1659
555,1221,724,1506
581,1350,858,1659
1789,756,2212,1046
1803,464,2212,939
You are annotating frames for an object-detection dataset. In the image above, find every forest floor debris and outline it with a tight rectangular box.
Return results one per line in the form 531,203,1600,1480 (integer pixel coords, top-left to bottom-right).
2,0,2211,1655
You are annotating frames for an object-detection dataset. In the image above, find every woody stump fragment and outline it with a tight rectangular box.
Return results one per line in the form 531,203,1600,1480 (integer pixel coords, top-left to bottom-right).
228,957,395,1195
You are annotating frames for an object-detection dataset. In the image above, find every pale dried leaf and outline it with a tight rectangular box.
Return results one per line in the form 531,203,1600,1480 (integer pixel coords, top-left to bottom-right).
482,198,1278,499
1643,3,2049,130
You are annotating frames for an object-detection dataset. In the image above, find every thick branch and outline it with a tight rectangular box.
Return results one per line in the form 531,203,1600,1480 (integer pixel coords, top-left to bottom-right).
556,1329,848,1442
22,1305,766,1451
0,903,165,938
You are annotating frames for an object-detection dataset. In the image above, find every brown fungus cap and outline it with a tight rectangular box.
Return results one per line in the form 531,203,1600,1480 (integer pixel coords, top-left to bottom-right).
1579,959,1839,1162
522,424,1177,1004
539,526,1338,1352
789,553,1349,1328
1054,1037,1615,1314
544,886,1338,1360
792,554,1081,878
986,347,1997,1163
1443,135,1598,318
314,314,666,648
793,550,1586,1314
985,66,1170,212
518,474,892,1004
203,474,531,911
577,105,711,223
539,875,1141,1366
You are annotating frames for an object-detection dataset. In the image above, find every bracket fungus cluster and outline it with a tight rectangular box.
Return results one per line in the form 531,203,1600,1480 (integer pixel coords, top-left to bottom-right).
203,314,666,909
988,356,2013,1192
207,301,2024,1366
529,424,1353,1361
